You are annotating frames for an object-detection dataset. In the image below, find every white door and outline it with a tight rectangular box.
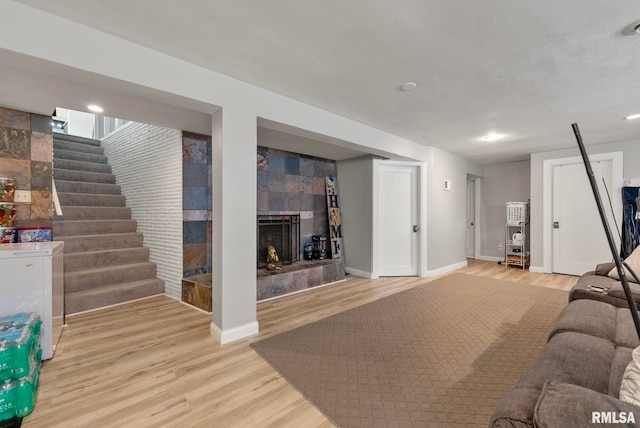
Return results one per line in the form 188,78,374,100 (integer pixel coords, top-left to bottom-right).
466,180,476,258
378,164,418,276
552,160,613,275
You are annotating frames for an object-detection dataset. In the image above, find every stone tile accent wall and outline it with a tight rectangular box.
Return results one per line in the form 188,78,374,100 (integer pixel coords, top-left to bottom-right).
0,106,53,227
257,146,337,251
182,132,212,278
257,260,345,301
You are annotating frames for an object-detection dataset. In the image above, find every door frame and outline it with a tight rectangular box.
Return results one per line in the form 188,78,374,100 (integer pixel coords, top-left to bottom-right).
542,151,623,273
372,159,427,278
466,177,481,259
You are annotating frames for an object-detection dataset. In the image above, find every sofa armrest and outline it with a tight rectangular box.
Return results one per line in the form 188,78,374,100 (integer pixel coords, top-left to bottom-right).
534,380,640,427
596,262,616,276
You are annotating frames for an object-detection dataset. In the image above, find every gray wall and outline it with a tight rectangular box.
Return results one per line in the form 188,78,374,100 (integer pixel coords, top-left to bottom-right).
337,156,374,275
426,147,482,272
530,138,640,268
480,160,531,258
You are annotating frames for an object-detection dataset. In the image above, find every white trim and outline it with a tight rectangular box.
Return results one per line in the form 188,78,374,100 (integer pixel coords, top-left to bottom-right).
426,260,468,277
373,160,427,278
345,267,373,279
474,178,482,259
257,279,347,303
210,321,259,345
371,158,381,279
529,266,545,273
418,161,428,277
542,151,623,273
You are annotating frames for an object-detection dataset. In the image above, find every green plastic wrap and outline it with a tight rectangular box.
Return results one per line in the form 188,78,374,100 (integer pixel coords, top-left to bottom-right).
0,313,41,382
0,358,40,421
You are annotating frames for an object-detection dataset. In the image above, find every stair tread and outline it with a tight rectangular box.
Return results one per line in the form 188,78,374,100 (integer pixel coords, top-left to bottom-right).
54,148,107,161
54,167,114,176
54,232,142,240
53,234,142,250
53,141,104,155
53,134,102,146
65,278,165,314
65,261,156,275
54,219,135,224
66,278,164,298
57,191,123,197
54,183,121,196
60,205,130,209
64,247,148,256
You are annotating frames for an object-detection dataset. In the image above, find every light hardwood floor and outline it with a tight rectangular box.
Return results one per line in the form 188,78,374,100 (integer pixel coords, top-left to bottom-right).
23,259,578,428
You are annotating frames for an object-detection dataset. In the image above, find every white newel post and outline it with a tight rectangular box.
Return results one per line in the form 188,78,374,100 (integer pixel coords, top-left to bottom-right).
210,108,259,344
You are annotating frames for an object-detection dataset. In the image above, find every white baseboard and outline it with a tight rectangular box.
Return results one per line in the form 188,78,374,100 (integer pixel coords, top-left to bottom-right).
210,320,259,345
475,255,504,263
529,266,546,273
345,267,374,279
426,260,468,277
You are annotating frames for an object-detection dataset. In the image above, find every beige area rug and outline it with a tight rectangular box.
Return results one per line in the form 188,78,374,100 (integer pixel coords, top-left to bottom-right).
251,273,569,428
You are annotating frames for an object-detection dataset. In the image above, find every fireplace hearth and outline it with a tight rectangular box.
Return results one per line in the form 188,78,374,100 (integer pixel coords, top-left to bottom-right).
256,214,300,268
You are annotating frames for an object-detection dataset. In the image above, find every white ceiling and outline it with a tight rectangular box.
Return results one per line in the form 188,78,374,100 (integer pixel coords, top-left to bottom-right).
8,0,640,163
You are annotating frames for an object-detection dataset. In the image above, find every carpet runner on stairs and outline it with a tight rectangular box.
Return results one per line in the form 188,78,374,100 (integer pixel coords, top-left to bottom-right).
52,133,164,314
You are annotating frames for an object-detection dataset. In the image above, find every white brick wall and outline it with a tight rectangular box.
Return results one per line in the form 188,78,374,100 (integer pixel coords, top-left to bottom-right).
102,122,183,300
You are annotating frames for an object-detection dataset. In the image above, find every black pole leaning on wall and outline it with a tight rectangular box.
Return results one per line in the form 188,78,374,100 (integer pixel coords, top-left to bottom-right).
572,123,640,341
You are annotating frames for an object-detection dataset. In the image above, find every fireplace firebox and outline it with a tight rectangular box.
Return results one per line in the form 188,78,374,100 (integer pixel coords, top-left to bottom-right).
256,214,300,268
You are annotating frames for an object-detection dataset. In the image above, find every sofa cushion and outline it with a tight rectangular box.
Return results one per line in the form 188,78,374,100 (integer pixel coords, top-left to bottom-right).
608,281,640,305
490,332,616,428
596,262,616,275
578,272,619,289
489,387,541,428
550,299,616,343
609,246,640,283
534,380,640,428
611,347,635,398
615,309,640,349
518,332,614,393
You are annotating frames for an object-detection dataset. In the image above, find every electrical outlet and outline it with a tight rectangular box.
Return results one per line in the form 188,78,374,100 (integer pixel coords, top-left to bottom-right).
498,243,504,251
14,190,31,203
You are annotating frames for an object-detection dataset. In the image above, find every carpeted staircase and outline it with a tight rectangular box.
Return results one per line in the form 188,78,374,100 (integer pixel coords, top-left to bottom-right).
52,133,164,314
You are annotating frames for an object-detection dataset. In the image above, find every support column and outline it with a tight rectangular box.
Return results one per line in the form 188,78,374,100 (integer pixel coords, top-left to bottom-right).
210,108,259,344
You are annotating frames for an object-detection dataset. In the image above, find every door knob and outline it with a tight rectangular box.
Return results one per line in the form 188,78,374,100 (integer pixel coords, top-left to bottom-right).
413,225,419,232
470,222,474,226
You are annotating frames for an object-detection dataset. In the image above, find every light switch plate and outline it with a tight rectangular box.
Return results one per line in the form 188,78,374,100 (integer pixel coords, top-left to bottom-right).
14,190,31,203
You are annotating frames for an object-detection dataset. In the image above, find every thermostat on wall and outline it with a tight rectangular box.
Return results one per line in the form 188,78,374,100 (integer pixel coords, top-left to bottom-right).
444,180,452,191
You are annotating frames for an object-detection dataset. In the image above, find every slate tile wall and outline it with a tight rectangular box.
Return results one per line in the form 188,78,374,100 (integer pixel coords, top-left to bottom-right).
182,132,212,278
257,146,337,252
0,106,53,228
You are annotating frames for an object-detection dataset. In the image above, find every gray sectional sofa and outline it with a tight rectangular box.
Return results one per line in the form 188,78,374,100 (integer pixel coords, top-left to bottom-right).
489,268,640,427
569,262,640,308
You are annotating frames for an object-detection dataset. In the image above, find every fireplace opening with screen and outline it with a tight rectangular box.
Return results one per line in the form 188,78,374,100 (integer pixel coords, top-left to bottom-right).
256,214,300,268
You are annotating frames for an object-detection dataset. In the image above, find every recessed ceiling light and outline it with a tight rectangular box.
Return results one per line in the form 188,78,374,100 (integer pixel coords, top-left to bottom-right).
400,82,417,91
482,133,504,142
625,113,640,120
87,105,104,113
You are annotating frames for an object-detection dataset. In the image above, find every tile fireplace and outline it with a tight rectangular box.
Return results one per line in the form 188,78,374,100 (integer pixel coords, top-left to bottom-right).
256,214,300,268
